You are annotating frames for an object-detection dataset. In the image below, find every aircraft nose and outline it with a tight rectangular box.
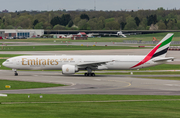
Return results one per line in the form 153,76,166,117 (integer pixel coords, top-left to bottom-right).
2,62,6,66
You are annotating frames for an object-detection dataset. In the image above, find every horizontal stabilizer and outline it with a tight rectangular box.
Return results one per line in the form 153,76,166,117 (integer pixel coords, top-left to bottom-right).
152,57,175,62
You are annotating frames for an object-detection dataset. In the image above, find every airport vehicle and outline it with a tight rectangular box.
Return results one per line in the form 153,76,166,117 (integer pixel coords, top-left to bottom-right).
3,33,174,76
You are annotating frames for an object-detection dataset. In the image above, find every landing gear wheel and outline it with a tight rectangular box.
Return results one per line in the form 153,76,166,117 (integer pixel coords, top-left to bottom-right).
14,72,18,76
91,73,95,76
13,69,18,76
84,73,96,76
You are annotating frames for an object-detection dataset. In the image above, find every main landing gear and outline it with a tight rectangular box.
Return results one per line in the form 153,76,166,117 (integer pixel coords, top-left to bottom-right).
13,69,18,76
84,68,96,77
84,73,95,76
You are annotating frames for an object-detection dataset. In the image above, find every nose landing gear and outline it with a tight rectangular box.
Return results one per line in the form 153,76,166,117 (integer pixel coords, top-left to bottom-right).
13,69,18,76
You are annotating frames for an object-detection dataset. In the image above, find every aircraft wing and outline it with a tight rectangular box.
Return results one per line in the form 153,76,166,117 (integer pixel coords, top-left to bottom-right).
152,57,175,62
77,60,113,68
121,34,127,38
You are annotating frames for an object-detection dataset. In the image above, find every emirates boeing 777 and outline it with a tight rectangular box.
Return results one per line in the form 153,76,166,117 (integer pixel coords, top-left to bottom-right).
3,33,174,76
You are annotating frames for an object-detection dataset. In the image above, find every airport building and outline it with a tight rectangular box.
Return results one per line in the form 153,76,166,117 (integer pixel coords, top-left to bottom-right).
0,31,5,39
0,29,44,38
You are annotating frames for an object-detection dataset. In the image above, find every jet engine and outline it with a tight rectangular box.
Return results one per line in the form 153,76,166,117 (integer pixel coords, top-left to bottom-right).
62,65,79,75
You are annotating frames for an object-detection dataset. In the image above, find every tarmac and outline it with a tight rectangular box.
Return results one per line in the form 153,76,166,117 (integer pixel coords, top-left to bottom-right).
0,70,180,95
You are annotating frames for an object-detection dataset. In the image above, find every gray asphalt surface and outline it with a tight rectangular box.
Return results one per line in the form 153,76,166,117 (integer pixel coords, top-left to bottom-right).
0,70,180,95
1,42,126,46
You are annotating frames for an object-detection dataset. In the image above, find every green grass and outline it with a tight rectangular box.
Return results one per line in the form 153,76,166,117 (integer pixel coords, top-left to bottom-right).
0,45,148,51
140,64,180,70
0,94,180,118
0,80,65,90
0,54,23,57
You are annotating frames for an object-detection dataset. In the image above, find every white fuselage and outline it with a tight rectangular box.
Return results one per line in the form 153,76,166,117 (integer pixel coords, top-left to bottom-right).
3,55,163,70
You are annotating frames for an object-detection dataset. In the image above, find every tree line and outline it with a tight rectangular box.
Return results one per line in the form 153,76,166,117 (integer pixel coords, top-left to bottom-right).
1,7,180,30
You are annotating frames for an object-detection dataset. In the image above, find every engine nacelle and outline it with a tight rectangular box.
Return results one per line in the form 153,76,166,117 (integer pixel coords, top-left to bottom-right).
62,65,78,75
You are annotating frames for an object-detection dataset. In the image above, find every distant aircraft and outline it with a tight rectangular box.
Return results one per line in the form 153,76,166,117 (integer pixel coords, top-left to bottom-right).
3,33,174,76
117,31,127,37
102,30,127,37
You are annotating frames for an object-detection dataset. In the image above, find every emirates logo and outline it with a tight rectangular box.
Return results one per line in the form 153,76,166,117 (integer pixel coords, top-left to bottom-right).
66,68,69,72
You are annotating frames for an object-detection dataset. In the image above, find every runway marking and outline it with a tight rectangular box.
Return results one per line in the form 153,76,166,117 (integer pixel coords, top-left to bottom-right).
94,79,101,81
2,99,180,105
29,88,76,90
107,80,132,88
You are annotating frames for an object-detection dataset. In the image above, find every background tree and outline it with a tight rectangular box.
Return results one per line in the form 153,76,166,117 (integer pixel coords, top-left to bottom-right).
17,26,22,29
1,23,5,29
61,14,71,26
80,14,89,21
105,21,120,30
0,9,180,30
124,16,137,30
50,16,61,27
53,24,66,30
137,18,147,30
147,14,158,26
78,19,88,30
33,19,39,26
73,17,81,26
134,17,140,26
97,16,105,29
158,20,166,30
46,26,52,30
6,25,14,29
88,18,98,30
50,14,72,27
67,20,73,27
34,22,43,29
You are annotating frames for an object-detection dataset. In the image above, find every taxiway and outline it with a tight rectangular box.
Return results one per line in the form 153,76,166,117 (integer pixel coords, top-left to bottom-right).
0,70,180,95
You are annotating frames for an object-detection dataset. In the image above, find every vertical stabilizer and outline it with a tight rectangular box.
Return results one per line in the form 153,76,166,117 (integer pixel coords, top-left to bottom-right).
131,33,174,68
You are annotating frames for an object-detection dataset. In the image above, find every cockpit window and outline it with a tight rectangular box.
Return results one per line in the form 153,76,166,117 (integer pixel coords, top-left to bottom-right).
6,60,10,62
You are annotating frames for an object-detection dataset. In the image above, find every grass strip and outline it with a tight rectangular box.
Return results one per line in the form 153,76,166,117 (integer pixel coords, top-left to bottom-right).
0,80,65,90
0,94,180,118
0,45,148,51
